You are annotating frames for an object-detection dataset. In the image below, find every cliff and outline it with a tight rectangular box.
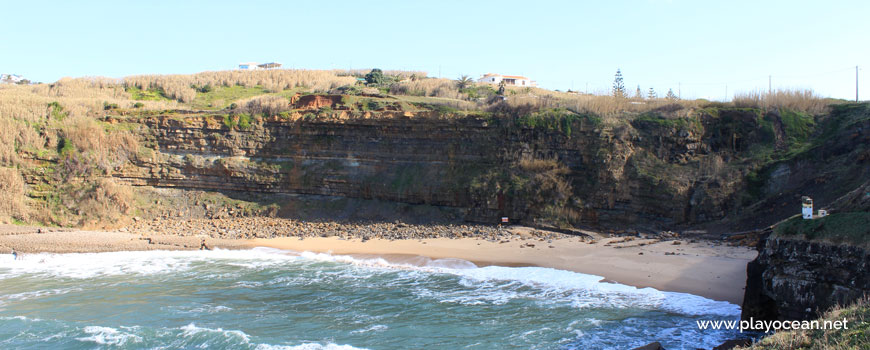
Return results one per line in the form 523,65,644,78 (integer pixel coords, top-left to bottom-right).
97,102,868,232
100,106,760,230
742,234,870,321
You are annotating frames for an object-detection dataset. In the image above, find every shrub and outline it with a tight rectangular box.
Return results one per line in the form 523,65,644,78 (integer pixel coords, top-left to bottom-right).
236,95,290,116
0,167,28,223
734,89,830,115
365,68,386,86
222,114,237,129
75,178,133,226
238,113,252,130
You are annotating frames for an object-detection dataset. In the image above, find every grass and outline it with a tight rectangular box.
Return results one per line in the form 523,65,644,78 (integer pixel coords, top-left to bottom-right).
189,85,268,110
773,212,870,246
515,108,601,137
634,112,702,131
734,89,832,115
739,297,870,350
126,86,171,101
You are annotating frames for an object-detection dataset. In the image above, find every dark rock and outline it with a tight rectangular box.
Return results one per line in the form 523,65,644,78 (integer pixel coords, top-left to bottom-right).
712,339,752,350
743,232,870,321
632,341,664,350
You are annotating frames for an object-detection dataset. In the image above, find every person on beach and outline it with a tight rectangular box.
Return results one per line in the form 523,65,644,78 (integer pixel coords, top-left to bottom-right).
11,248,18,260
200,239,210,250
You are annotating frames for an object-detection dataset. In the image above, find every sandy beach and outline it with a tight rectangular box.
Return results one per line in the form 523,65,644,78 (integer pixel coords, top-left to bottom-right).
0,224,756,304
247,235,756,304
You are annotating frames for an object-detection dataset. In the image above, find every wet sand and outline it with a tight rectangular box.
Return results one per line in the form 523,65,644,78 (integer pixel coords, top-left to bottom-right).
0,224,756,304
247,235,756,304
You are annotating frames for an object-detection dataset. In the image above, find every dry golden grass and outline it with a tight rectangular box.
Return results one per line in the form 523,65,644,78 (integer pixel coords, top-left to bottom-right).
236,95,291,116
389,78,464,100
60,115,139,173
124,69,358,102
0,167,28,223
734,89,831,115
335,69,427,80
738,297,870,350
76,177,133,227
502,86,704,118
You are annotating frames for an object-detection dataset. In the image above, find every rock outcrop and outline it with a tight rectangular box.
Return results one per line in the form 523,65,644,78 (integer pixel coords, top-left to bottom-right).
742,235,870,321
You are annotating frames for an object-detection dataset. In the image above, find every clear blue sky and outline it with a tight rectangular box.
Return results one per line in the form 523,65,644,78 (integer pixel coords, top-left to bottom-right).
2,0,868,100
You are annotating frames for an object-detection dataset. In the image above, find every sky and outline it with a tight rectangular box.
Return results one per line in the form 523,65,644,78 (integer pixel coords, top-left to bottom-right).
2,0,868,101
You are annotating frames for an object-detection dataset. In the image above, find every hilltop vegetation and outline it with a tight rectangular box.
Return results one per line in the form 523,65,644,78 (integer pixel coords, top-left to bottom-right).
0,68,858,229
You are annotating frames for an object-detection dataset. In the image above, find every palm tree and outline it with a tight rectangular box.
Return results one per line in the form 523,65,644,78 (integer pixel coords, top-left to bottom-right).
456,75,474,90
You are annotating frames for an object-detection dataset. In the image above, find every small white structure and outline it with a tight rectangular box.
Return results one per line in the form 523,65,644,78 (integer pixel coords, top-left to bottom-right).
477,73,537,87
238,62,258,70
0,74,24,84
818,209,828,217
801,196,813,220
238,62,282,70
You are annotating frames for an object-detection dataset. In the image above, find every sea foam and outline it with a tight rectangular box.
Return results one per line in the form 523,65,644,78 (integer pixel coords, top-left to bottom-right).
292,250,741,317
0,247,740,317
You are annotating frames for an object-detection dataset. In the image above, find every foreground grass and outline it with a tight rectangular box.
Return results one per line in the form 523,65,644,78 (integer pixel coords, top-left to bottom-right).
739,298,870,350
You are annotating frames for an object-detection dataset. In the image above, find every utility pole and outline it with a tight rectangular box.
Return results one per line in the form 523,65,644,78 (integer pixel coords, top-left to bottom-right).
857,66,860,102
768,75,772,95
678,82,681,99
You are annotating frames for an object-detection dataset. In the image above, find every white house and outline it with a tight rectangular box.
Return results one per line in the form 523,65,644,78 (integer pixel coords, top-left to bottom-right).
477,73,537,87
0,74,24,84
238,62,282,70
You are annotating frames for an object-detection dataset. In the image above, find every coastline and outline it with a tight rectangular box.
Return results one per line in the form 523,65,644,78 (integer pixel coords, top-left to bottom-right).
0,224,756,305
246,236,755,305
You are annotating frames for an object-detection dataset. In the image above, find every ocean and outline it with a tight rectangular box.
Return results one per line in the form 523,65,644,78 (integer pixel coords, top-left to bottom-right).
0,248,742,349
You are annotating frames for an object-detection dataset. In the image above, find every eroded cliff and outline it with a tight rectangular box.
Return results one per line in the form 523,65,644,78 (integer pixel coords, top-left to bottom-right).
104,102,868,231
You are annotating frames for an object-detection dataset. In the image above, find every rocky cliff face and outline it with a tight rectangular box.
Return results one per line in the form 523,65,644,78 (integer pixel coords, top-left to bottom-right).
109,103,867,231
110,109,758,229
743,235,870,321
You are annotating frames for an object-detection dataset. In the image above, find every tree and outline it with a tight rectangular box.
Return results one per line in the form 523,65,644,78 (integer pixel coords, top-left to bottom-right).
456,75,473,90
648,87,657,99
612,69,626,98
666,88,679,101
635,85,644,99
497,80,506,95
364,68,386,86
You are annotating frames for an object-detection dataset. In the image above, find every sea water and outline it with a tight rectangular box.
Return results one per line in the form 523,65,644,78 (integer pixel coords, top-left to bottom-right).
0,248,742,349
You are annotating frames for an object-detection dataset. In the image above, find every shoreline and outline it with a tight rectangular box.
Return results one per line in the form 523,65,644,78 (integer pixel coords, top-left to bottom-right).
246,236,755,305
0,223,756,305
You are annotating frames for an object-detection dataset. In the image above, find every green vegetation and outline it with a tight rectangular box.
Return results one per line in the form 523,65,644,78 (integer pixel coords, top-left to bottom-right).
469,157,579,228
515,108,601,137
635,113,702,130
127,86,171,101
222,114,237,129
779,109,815,147
739,298,870,350
48,101,67,120
459,84,497,100
774,212,870,246
191,85,268,110
237,113,253,130
364,68,391,87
